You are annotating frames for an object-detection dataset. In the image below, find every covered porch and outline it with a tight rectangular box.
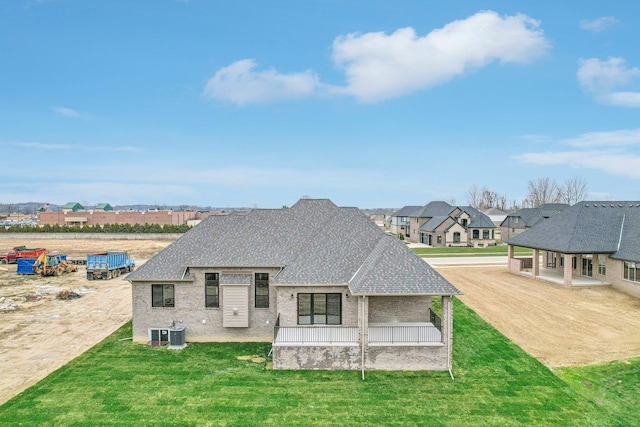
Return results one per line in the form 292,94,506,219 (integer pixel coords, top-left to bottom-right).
273,312,443,346
507,245,609,287
271,296,453,371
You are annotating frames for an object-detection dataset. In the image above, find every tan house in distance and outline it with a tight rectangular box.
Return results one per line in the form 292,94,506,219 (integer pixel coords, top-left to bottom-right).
127,199,462,371
391,201,496,247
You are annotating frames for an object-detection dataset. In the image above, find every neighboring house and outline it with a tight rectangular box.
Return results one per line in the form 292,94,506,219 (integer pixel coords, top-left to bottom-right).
127,199,461,371
392,201,496,247
367,208,393,228
482,207,507,227
389,205,421,236
500,203,568,242
506,201,640,299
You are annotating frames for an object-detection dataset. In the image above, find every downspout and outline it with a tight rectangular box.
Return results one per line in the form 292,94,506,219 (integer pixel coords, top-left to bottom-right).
617,214,626,251
361,295,366,380
447,296,454,381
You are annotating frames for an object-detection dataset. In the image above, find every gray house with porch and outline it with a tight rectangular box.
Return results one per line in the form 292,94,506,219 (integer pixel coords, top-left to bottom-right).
127,199,461,371
506,201,640,299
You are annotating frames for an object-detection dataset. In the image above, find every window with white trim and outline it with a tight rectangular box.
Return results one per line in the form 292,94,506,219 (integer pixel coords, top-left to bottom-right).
624,261,639,282
597,256,606,276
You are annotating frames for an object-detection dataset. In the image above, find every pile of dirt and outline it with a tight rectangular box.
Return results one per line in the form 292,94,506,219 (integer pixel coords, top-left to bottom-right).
57,290,81,300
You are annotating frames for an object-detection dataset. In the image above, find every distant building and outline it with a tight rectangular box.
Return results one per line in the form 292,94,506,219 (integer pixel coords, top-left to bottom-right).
482,207,508,227
62,202,84,212
95,203,113,211
37,202,218,227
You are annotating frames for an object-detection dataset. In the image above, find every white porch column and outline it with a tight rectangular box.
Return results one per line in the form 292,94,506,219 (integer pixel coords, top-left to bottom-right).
564,254,573,287
532,248,539,277
360,296,369,375
507,245,514,273
440,295,454,371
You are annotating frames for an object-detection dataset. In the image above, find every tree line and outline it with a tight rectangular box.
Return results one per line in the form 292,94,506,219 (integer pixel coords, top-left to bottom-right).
0,223,191,233
466,176,589,211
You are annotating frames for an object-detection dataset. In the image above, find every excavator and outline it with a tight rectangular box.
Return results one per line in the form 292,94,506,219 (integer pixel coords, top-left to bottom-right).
32,251,78,276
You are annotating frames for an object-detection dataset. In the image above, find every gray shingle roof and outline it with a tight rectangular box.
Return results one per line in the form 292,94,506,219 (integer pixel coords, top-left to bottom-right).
392,205,422,217
420,216,449,232
506,201,640,262
502,204,569,227
128,199,461,296
413,201,453,218
349,235,459,295
457,206,496,228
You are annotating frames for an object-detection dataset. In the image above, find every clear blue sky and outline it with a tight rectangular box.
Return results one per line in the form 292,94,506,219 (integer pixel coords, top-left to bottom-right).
2,1,639,208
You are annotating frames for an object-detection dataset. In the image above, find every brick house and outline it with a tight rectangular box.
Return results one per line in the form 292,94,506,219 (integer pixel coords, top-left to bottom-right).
127,199,461,371
500,203,568,241
391,202,496,247
506,201,640,299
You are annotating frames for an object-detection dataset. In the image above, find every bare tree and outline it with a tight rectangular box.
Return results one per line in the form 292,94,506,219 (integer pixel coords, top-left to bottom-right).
525,178,562,207
508,199,521,212
467,185,508,210
559,176,588,205
466,185,482,209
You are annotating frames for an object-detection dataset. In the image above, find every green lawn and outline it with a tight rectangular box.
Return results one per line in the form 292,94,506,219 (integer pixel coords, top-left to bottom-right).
0,300,632,426
412,245,532,257
554,358,640,427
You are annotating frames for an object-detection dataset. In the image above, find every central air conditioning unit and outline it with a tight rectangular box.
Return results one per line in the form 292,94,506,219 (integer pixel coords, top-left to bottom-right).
168,326,186,350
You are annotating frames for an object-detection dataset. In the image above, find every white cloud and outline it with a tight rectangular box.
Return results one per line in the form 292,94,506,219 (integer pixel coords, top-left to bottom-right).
10,141,142,152
577,57,640,107
12,141,72,150
202,59,322,105
516,150,640,180
203,10,549,105
516,128,640,180
579,16,619,33
331,10,550,103
561,129,640,147
53,106,92,119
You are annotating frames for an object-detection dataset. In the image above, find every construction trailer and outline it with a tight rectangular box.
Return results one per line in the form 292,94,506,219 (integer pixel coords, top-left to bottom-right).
86,251,135,280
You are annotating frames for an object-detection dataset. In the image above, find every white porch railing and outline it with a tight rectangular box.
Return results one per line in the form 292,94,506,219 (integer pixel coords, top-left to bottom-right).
368,323,442,344
273,324,442,345
274,326,359,345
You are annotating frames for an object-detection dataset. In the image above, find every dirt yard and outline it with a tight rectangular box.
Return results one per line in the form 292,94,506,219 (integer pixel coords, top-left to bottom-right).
0,238,172,405
1,239,640,405
437,266,640,368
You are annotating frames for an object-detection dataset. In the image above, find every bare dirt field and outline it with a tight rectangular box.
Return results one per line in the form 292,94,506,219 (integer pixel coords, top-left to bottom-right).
0,238,172,405
437,266,640,368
